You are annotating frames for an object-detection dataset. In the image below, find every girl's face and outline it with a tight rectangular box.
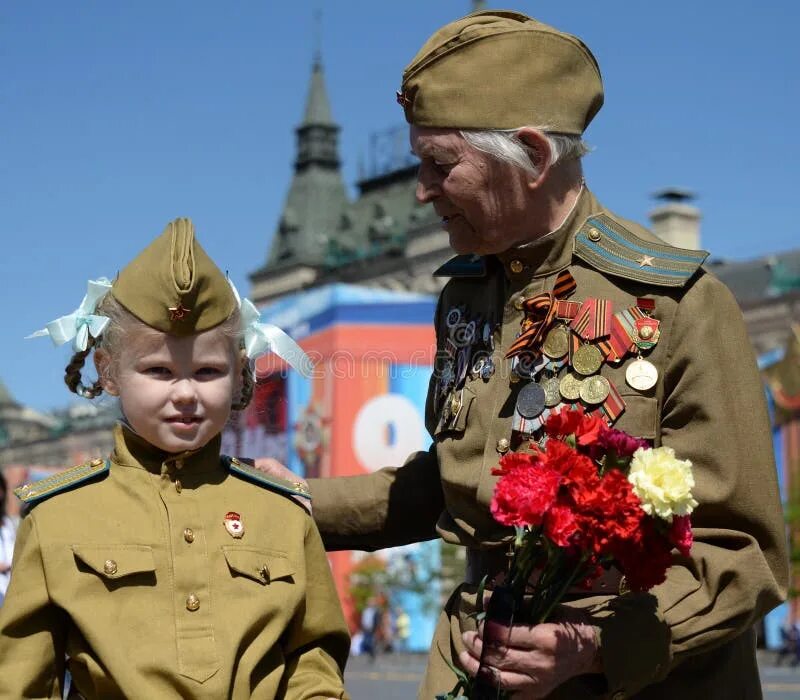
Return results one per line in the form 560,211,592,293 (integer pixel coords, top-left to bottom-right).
98,327,239,454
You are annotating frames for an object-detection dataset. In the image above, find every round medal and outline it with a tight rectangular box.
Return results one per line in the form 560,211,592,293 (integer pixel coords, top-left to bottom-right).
572,344,603,376
541,376,562,407
542,325,569,359
625,358,659,391
559,372,584,401
516,382,546,419
579,375,611,404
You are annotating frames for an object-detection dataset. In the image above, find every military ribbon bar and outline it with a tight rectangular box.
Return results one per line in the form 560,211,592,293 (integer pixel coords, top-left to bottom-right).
570,297,614,340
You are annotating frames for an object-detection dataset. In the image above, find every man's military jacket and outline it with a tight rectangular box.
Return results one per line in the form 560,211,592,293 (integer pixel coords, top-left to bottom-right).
309,188,787,699
0,424,350,700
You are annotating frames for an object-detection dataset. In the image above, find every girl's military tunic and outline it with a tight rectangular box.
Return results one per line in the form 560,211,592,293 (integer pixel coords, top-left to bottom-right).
0,424,350,699
308,188,787,699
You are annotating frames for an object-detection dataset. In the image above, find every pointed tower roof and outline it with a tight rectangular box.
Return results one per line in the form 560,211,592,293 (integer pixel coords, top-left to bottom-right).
260,53,352,270
302,56,334,126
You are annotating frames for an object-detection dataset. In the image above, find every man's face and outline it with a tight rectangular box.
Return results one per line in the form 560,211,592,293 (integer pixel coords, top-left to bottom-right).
105,328,238,454
411,126,531,255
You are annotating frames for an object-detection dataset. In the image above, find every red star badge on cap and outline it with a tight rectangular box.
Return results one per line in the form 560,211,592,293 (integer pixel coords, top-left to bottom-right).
396,90,411,107
168,303,192,321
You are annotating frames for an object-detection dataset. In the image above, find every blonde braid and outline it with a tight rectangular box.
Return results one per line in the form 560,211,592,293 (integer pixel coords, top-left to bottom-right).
231,348,254,411
64,335,104,399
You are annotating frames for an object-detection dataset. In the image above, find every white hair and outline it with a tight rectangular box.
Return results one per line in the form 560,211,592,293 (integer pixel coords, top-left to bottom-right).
460,128,590,178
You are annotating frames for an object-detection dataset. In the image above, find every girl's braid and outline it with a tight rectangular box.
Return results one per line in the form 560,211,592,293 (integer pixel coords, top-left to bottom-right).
64,334,104,399
231,348,254,411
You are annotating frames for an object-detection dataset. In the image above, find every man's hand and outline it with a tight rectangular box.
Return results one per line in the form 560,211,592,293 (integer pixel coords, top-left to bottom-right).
249,458,312,514
459,611,602,698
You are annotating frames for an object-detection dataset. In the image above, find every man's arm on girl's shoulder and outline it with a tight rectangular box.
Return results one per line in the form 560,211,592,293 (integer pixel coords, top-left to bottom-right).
0,513,66,699
277,517,351,700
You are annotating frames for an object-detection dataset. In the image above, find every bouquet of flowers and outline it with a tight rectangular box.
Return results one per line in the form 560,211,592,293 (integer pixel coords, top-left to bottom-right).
440,406,696,699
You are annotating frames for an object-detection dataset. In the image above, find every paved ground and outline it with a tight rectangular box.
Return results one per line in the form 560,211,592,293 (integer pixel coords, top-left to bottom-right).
344,651,800,699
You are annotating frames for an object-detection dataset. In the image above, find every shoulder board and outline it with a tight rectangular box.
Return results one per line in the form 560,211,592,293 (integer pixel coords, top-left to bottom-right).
14,458,109,505
224,456,312,501
574,214,709,287
433,254,488,278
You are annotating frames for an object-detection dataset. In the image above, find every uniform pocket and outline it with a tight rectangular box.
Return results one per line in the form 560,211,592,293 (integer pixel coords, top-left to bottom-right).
222,546,294,585
614,393,659,441
72,544,155,580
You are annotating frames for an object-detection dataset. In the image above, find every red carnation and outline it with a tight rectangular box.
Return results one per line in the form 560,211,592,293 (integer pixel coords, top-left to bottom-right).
575,413,604,447
491,465,561,528
544,502,579,547
613,517,673,591
544,405,586,438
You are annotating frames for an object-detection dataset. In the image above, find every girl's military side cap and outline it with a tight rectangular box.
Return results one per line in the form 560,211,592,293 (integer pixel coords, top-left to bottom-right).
398,10,603,134
112,218,236,335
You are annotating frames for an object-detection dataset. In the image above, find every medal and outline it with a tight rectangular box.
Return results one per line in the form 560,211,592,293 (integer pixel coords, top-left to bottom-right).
625,357,659,391
541,375,562,407
634,317,661,350
516,382,546,419
572,344,603,376
579,375,611,404
559,372,584,401
224,511,245,539
542,325,570,359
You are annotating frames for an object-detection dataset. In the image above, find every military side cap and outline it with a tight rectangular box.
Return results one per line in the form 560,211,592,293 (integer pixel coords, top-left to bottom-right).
14,458,109,505
224,456,312,501
398,10,603,133
574,214,709,287
112,218,236,335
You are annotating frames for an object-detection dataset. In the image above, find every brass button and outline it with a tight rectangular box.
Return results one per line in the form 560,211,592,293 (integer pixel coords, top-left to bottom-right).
103,559,118,576
513,296,526,311
588,227,602,242
90,458,104,467
611,692,626,700
496,438,510,454
174,459,184,470
450,394,462,415
509,373,520,385
175,480,182,493
509,259,524,274
258,564,269,582
186,594,200,612
183,528,195,543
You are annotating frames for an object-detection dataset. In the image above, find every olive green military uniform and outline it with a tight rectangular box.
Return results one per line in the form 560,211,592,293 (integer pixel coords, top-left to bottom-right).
309,187,788,698
0,424,349,699
1,218,349,698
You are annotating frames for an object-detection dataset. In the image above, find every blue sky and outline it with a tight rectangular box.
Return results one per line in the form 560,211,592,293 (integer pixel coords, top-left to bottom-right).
2,1,799,413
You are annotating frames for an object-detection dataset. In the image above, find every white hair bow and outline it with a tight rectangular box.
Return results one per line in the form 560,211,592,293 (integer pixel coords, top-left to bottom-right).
27,278,112,352
228,280,314,378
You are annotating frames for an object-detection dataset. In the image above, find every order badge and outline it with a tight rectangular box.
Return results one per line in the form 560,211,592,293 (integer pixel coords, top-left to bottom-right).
224,511,245,539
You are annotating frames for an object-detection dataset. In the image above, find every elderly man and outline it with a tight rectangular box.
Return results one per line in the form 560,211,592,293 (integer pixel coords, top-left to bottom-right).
263,10,787,699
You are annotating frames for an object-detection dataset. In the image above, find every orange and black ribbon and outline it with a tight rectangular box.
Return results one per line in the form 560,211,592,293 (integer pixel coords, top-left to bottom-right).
506,270,576,359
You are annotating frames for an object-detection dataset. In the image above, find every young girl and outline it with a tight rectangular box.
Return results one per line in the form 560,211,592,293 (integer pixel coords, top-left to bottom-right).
0,218,350,699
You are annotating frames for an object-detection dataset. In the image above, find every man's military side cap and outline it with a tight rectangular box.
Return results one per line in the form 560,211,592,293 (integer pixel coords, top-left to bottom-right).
112,218,236,335
399,10,603,134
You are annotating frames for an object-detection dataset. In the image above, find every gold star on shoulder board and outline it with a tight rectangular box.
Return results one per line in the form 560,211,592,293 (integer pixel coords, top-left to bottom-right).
638,255,655,268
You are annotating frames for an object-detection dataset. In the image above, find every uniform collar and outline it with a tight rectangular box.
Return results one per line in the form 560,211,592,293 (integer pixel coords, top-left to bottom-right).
495,186,601,279
111,422,223,475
